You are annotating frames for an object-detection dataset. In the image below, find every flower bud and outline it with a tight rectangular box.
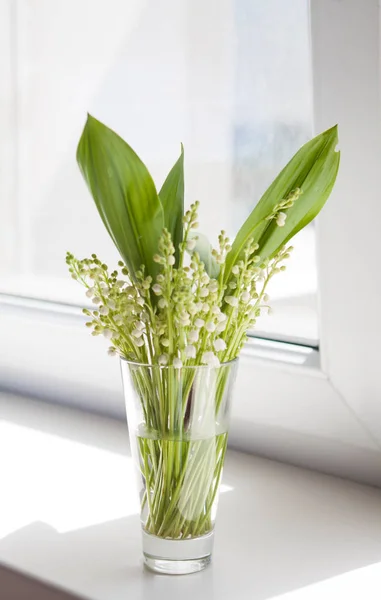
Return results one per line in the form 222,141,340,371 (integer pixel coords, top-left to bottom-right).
186,239,197,251
217,311,227,322
276,212,287,227
185,345,196,359
201,351,220,367
187,303,198,315
188,330,199,343
225,296,239,307
213,338,227,352
158,354,168,366
215,321,227,333
152,284,163,295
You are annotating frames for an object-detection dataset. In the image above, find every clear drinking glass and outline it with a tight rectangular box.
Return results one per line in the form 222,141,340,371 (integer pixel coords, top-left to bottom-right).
121,358,238,575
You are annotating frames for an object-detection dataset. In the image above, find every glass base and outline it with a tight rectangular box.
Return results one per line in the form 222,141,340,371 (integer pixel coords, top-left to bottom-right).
144,554,211,575
142,529,214,575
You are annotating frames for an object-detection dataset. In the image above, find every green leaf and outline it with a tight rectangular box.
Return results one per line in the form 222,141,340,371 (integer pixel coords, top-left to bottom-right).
76,114,164,281
159,145,184,266
224,125,340,282
187,232,220,279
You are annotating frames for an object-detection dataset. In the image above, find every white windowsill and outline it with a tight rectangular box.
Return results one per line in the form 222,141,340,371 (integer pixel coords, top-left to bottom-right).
1,392,381,600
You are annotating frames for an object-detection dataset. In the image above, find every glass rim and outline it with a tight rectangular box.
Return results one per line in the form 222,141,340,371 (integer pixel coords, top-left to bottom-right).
120,356,239,369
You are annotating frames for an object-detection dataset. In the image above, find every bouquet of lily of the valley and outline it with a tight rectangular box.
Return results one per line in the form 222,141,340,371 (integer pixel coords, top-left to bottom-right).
67,115,339,573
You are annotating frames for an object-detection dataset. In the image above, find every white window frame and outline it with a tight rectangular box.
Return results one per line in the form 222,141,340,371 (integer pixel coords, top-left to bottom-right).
1,0,381,485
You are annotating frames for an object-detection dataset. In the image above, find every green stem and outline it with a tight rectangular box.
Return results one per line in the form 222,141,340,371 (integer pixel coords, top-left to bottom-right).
136,366,231,540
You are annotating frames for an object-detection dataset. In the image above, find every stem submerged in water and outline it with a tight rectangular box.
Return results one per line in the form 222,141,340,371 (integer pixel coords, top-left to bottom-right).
125,361,236,541
140,432,228,539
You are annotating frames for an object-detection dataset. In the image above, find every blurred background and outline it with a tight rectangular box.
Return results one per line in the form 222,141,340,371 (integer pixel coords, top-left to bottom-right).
0,0,317,346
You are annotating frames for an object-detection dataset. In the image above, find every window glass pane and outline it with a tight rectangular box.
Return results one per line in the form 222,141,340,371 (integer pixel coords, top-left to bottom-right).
229,0,316,345
0,0,316,345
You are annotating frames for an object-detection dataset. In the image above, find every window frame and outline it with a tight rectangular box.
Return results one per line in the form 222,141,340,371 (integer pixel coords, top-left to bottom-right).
1,0,381,485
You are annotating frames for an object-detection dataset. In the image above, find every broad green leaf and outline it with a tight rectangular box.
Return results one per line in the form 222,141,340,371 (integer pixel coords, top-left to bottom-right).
187,231,220,279
159,145,184,266
76,114,164,281
224,125,340,282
